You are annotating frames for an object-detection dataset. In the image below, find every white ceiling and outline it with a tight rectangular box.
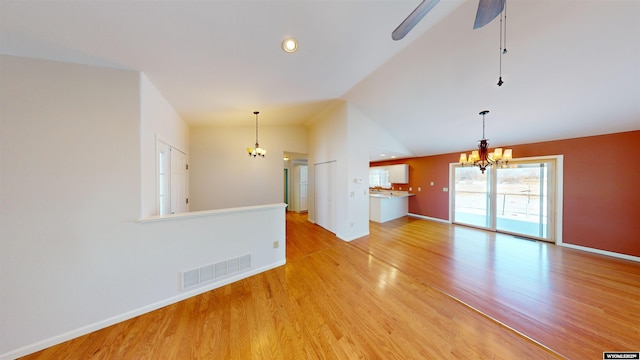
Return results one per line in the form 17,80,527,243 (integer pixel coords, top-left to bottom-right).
2,0,639,160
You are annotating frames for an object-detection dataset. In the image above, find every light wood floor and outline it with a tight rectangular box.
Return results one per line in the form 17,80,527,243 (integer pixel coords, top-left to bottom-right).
22,212,640,359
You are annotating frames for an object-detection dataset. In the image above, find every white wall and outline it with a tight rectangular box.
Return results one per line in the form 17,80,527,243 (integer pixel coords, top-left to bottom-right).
307,101,370,241
307,101,401,241
307,101,347,230
366,113,414,159
345,104,373,239
140,73,189,217
0,56,286,359
0,55,141,356
189,124,308,211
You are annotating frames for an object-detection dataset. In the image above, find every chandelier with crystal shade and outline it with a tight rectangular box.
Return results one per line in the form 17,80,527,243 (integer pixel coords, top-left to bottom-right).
459,110,512,173
247,111,266,158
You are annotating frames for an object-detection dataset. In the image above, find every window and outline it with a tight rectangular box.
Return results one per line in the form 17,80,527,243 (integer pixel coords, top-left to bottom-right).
369,167,391,188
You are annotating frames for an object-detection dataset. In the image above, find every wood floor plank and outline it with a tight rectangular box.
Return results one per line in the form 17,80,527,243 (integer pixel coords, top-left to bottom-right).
22,212,638,359
351,215,640,359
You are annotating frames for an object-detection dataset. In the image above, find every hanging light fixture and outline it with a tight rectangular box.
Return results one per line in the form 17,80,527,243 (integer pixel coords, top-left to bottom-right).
459,110,512,173
247,111,267,158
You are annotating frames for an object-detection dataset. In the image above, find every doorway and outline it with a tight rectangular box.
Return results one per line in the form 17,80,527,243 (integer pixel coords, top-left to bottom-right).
283,168,289,207
157,139,189,216
315,160,337,234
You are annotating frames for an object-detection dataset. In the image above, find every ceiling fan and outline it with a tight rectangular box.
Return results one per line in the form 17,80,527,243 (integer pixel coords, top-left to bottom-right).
392,0,505,40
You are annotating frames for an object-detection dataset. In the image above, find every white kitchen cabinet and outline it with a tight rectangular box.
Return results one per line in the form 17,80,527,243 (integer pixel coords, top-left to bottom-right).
388,164,409,184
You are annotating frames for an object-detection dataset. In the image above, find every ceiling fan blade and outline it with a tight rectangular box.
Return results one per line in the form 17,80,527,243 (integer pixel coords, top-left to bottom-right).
473,0,505,29
392,0,440,41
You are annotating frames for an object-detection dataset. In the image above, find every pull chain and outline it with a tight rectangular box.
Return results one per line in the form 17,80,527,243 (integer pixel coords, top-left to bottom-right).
503,0,507,54
497,0,507,86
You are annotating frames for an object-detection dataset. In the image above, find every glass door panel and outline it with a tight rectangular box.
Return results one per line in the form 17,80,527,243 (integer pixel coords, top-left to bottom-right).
453,166,491,228
496,163,552,240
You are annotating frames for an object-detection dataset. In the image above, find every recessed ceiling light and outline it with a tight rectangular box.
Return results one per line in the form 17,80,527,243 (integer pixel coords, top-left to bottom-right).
281,37,298,53
380,153,386,157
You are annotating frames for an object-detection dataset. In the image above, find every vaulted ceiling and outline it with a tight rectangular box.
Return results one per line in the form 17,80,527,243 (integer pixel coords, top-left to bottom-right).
2,0,638,160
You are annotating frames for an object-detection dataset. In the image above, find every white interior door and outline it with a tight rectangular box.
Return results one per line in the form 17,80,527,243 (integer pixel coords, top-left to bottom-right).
157,139,189,216
314,161,336,233
157,141,171,216
170,147,189,214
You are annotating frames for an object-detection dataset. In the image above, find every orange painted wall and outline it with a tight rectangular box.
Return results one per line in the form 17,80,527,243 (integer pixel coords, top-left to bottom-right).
371,130,640,258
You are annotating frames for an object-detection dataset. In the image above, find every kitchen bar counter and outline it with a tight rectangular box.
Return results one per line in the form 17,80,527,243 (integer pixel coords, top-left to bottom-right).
369,193,414,198
369,192,414,223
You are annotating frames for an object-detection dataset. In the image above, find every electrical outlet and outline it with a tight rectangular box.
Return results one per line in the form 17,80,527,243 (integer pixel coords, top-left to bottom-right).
273,240,279,249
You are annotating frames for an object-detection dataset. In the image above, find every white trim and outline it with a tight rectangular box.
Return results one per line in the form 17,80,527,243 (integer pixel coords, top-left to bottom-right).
138,203,287,223
555,155,564,245
448,162,456,223
560,243,640,263
408,213,451,224
338,230,370,242
154,137,189,217
0,260,286,360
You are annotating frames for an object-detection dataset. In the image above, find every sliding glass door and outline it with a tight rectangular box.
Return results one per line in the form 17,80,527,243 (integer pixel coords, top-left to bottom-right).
453,158,556,242
496,162,551,239
453,167,491,228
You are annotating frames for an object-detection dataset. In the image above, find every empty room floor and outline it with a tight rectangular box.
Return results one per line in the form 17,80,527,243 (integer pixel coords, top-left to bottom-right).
21,212,640,359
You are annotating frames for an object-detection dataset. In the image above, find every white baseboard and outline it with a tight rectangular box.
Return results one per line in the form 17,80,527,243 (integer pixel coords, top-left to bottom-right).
407,213,451,224
338,231,370,242
559,243,640,262
406,214,638,263
1,260,286,360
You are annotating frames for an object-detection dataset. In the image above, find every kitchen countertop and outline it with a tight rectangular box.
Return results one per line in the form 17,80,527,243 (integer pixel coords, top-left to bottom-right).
369,193,415,198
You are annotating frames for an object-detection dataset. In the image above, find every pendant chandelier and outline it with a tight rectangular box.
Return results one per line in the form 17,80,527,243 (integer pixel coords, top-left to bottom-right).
459,110,512,173
246,111,266,158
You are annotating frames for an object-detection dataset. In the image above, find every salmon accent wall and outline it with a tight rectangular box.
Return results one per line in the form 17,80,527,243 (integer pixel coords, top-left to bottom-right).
371,130,640,258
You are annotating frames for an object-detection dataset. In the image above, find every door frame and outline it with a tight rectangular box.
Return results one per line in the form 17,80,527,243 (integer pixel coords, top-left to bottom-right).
449,155,563,244
156,137,189,216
